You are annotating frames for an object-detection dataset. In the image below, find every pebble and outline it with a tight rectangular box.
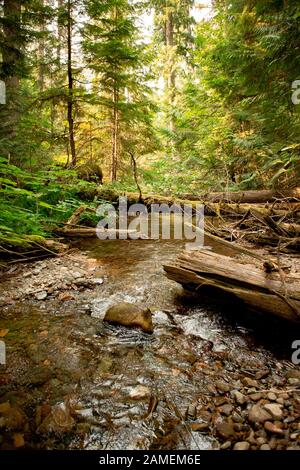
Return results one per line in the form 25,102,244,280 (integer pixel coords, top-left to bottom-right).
248,392,262,401
231,390,247,405
264,421,284,435
219,404,233,416
220,441,231,450
233,442,250,450
263,403,283,421
267,392,277,401
232,411,244,423
242,377,258,388
215,421,236,439
260,444,271,450
35,291,48,301
256,437,267,445
248,404,272,424
216,381,230,393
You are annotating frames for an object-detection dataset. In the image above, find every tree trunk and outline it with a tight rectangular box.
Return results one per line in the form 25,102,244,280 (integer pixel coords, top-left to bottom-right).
164,250,300,323
181,188,300,204
165,8,176,126
67,0,76,167
111,83,119,182
1,0,22,161
38,0,45,92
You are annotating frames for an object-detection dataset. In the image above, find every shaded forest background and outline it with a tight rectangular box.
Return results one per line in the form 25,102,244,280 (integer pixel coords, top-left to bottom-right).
0,0,300,247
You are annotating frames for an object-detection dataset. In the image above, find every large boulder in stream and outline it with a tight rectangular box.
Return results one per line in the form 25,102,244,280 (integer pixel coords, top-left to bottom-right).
103,302,153,334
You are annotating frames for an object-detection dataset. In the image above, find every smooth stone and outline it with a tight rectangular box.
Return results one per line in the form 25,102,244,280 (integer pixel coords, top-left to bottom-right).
216,381,230,393
232,390,247,405
263,403,283,421
260,444,271,450
233,442,250,451
219,404,233,416
215,421,236,440
264,421,284,435
248,404,272,424
243,377,258,388
103,302,153,333
35,291,48,301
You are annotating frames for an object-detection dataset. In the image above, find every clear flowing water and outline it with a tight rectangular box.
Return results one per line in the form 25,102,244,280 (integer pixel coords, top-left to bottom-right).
0,233,297,450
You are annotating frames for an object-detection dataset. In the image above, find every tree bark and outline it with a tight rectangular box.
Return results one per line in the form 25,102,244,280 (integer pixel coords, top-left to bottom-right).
181,188,300,204
111,83,119,182
1,0,22,161
67,0,76,167
164,250,300,323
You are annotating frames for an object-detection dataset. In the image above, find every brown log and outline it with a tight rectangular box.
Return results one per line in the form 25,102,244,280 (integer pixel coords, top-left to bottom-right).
164,250,300,323
59,227,143,238
181,188,300,204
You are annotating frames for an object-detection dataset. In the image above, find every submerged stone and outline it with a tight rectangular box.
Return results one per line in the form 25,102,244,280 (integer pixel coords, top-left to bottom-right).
103,302,153,334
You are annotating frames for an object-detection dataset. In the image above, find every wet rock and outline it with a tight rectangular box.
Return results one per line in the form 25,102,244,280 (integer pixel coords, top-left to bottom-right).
255,369,269,380
216,381,230,394
233,423,244,432
220,441,231,450
215,420,236,440
264,421,284,435
103,302,153,334
248,405,272,424
35,291,48,301
129,385,151,400
242,378,258,388
219,404,233,416
232,411,244,423
263,403,283,421
248,392,262,402
256,437,267,445
233,442,250,451
260,444,271,450
37,403,75,435
231,390,247,405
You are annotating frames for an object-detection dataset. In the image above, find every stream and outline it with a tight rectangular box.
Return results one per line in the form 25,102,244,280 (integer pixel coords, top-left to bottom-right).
0,231,299,450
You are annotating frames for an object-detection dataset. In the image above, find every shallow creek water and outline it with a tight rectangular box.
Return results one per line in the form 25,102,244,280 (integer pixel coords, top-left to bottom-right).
0,232,298,450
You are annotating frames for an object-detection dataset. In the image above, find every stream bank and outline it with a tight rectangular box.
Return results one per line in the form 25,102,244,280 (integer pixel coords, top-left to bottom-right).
0,236,299,450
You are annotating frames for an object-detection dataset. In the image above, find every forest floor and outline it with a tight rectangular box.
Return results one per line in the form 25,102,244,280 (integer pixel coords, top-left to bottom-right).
0,237,300,450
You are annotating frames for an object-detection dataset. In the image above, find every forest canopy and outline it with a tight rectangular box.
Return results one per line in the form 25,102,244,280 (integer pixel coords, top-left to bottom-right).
0,0,300,247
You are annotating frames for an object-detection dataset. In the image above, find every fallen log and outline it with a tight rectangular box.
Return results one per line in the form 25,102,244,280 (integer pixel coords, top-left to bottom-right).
59,227,145,238
181,188,300,204
164,250,300,323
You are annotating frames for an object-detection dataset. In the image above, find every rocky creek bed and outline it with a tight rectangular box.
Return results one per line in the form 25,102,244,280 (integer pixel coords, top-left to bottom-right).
0,238,299,450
